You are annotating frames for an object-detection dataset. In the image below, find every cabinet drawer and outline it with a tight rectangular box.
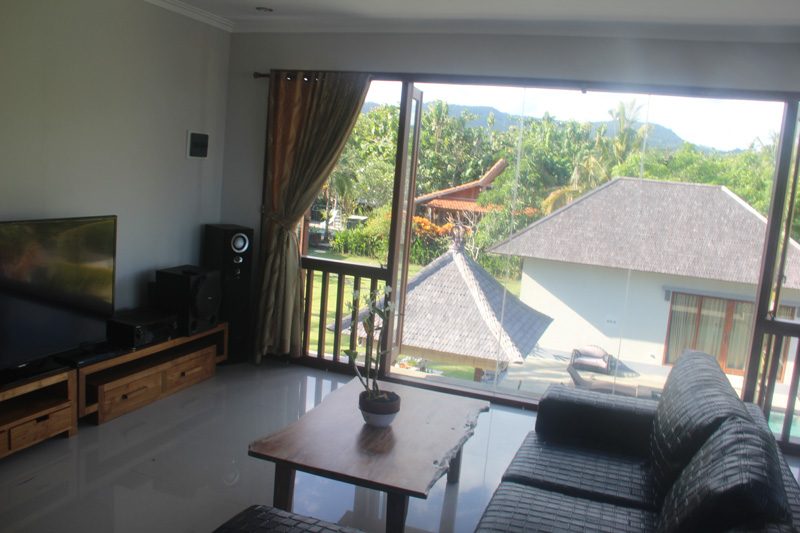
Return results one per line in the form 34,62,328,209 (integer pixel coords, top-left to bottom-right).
0,428,8,456
164,347,215,394
98,372,161,423
9,407,71,451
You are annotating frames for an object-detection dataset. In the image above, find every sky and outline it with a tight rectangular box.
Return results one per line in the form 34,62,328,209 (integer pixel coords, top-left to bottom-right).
365,81,785,151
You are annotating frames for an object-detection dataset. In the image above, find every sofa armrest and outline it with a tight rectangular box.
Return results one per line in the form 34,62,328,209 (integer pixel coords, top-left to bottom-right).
535,384,658,456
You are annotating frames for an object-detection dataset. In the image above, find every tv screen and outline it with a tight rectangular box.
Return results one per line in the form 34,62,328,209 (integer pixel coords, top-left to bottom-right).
0,215,116,316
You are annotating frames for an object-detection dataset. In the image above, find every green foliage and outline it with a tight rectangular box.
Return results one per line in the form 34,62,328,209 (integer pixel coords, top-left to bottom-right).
330,205,392,263
417,101,512,195
329,104,400,216
469,208,531,278
331,226,386,258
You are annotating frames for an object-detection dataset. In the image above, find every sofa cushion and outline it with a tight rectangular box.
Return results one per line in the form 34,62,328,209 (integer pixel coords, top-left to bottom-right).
650,351,752,501
475,481,657,533
503,430,658,510
536,384,658,457
656,418,791,533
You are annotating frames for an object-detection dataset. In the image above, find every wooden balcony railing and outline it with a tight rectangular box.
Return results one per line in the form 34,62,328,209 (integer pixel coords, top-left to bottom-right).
757,320,800,450
300,256,389,364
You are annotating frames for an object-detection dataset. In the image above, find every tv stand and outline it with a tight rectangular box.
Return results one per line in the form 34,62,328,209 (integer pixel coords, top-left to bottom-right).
0,366,77,459
78,323,227,424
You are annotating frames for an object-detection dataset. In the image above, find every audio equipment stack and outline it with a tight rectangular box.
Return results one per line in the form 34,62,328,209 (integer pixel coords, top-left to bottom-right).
155,265,221,336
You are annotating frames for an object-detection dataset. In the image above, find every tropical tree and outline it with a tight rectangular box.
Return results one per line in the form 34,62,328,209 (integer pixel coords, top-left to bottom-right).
417,100,507,195
328,104,400,216
540,101,650,214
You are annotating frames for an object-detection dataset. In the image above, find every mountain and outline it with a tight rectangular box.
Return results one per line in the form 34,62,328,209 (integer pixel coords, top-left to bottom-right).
362,101,715,153
444,104,701,152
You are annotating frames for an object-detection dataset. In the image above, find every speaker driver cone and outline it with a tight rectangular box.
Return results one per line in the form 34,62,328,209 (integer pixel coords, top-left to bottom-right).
230,233,249,254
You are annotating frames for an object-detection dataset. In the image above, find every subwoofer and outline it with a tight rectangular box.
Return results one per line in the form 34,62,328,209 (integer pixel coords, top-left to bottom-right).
202,224,254,362
155,265,221,336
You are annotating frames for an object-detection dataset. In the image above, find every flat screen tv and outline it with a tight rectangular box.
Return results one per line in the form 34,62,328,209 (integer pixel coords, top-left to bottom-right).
0,215,116,371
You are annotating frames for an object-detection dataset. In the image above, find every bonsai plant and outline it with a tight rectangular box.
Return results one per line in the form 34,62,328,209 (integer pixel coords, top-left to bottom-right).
345,285,401,427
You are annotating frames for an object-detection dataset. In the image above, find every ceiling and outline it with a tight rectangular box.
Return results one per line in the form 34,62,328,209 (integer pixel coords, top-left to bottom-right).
166,0,800,41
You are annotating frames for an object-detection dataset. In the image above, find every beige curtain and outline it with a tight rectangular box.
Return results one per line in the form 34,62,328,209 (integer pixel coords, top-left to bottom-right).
255,70,371,362
665,293,699,364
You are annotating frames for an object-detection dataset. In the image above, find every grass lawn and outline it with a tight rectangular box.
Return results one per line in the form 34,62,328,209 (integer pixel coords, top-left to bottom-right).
304,248,520,381
423,362,477,381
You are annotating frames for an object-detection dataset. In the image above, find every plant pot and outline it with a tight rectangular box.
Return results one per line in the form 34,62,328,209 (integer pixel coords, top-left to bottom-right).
358,390,401,428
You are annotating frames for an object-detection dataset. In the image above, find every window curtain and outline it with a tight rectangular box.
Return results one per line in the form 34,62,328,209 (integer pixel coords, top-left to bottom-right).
696,297,726,358
666,293,699,364
255,70,371,361
726,301,754,371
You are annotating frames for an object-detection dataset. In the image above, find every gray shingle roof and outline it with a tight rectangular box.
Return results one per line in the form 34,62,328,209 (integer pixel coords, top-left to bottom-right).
400,247,552,365
337,247,552,366
491,178,800,290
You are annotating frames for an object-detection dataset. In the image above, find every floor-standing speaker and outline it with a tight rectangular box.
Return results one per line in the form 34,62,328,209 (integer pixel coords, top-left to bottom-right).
202,224,254,362
155,265,221,336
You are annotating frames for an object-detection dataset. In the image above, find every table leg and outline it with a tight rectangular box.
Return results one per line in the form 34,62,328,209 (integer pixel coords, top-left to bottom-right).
447,447,463,484
386,492,409,533
273,463,295,511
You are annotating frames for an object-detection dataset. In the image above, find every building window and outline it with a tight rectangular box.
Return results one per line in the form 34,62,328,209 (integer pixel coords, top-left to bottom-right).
664,292,795,375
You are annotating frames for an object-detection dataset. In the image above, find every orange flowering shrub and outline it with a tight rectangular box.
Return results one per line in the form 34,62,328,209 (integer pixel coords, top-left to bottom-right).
410,217,452,265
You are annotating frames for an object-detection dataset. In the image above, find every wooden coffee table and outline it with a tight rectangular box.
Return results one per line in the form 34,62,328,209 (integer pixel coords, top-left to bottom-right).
249,379,489,533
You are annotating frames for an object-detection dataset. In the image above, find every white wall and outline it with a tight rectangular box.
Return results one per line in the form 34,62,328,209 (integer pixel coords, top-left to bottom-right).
222,31,800,242
0,0,230,308
520,257,800,367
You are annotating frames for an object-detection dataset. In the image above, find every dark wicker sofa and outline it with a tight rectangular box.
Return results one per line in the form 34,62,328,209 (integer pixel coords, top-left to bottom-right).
476,351,800,532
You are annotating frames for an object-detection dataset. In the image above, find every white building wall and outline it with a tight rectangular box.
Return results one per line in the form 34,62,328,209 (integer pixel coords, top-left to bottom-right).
520,258,800,369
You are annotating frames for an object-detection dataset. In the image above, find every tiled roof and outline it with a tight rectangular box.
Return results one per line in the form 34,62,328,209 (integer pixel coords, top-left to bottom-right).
415,158,508,204
337,246,552,366
491,178,800,289
425,198,490,212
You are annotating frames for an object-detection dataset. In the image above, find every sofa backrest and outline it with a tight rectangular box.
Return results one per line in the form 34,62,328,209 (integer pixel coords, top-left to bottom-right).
650,351,752,502
656,417,791,533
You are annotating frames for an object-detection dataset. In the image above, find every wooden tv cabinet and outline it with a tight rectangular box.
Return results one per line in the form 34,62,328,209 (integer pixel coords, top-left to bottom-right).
78,323,227,424
0,367,77,459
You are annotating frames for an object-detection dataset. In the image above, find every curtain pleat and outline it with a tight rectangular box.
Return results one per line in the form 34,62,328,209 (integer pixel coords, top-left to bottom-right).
666,293,699,364
255,71,371,361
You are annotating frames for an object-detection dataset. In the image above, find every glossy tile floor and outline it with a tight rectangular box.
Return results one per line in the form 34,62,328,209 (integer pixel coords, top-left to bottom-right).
0,362,535,533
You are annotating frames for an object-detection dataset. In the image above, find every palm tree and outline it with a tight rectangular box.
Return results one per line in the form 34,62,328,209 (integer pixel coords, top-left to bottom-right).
541,101,649,214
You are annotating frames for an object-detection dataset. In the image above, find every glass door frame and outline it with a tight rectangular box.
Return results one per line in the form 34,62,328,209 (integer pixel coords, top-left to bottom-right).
381,82,423,375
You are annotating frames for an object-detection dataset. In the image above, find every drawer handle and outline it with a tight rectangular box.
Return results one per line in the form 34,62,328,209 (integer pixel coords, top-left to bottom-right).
180,367,203,378
35,414,49,423
121,386,149,401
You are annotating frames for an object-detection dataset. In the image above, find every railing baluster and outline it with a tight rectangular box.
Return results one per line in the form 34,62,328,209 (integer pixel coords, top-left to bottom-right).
299,256,390,365
303,268,314,356
317,271,330,358
333,274,346,362
763,335,784,416
781,341,800,443
350,276,361,354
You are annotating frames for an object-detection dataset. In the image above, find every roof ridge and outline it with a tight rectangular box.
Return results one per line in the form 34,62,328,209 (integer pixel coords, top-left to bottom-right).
415,158,507,203
614,176,724,189
452,250,522,363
